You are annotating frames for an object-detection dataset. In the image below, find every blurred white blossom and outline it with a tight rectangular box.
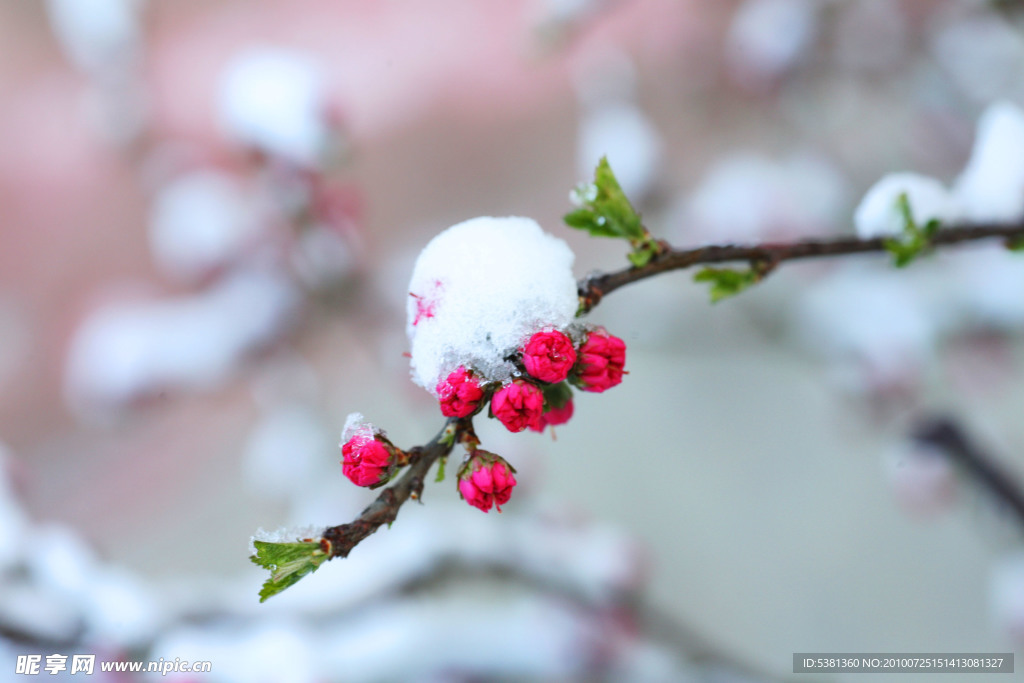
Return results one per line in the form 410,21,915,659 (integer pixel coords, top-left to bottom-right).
954,101,1024,223
45,0,143,77
854,172,958,239
793,265,937,396
931,12,1024,105
218,48,328,167
682,153,848,242
64,270,299,417
149,170,267,283
725,0,819,90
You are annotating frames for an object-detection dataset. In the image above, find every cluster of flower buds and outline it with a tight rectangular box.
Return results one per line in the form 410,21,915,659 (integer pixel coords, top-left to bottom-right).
339,327,625,512
435,326,627,434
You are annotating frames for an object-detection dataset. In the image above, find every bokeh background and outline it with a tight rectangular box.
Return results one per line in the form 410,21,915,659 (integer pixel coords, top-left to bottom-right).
4,0,1024,681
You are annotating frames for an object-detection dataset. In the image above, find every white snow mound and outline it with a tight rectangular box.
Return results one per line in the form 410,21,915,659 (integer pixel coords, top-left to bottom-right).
954,101,1024,223
854,172,959,239
406,217,577,394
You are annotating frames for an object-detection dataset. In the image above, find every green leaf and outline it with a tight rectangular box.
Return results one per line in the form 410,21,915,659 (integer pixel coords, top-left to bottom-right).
435,456,447,483
1007,235,1024,251
542,381,573,410
562,208,601,233
883,238,921,268
627,243,659,268
693,267,760,303
563,161,644,241
895,191,915,232
564,158,663,267
251,540,328,602
883,192,941,267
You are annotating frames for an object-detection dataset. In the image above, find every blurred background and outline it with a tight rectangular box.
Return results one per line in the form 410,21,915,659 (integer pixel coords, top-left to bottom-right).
4,0,1024,680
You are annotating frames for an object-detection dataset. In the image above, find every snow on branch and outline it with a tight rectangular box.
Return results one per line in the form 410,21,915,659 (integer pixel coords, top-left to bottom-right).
253,146,1024,601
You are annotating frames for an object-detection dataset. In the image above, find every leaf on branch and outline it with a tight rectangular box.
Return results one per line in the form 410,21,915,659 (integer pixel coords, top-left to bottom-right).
251,540,328,602
564,157,663,267
435,455,447,482
693,267,761,303
627,242,661,268
1006,235,1024,252
884,192,941,267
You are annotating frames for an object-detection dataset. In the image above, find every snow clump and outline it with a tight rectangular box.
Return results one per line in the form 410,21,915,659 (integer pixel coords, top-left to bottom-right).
953,101,1024,223
406,217,577,394
853,172,959,239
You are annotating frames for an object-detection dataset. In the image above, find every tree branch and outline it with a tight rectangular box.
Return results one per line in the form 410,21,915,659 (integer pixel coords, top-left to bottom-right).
321,418,464,559
267,219,1024,592
912,416,1024,529
578,222,1024,313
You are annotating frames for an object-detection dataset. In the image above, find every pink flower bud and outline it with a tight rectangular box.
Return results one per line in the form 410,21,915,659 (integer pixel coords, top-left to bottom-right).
458,452,517,513
521,329,577,383
491,379,544,432
575,329,626,393
529,398,574,432
436,366,485,418
341,431,393,487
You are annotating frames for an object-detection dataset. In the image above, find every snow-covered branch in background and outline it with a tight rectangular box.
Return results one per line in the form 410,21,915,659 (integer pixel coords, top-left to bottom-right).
45,0,148,144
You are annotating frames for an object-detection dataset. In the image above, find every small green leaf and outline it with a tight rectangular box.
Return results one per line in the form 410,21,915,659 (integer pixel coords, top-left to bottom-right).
1007,235,1024,251
542,381,573,410
627,243,659,268
562,208,600,232
896,192,915,232
564,157,663,267
251,540,328,602
561,208,621,238
693,267,760,303
435,456,447,483
590,157,645,241
883,238,920,268
883,192,941,267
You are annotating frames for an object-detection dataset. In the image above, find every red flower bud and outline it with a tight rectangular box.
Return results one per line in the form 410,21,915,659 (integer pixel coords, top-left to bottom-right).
491,379,544,432
575,329,626,393
341,431,393,487
436,366,485,418
521,329,577,383
458,452,517,513
529,398,574,432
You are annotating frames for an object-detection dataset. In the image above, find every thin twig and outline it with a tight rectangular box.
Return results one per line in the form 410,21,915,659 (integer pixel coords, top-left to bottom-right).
578,223,1024,313
913,416,1024,529
321,418,463,559
320,223,1024,561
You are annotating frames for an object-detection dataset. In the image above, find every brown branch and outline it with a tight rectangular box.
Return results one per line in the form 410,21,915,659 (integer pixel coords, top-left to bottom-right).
913,416,1024,529
577,222,1024,313
312,222,1024,565
321,418,464,559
